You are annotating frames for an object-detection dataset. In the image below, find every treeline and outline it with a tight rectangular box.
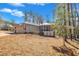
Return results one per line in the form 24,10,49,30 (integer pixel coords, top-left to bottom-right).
52,3,79,46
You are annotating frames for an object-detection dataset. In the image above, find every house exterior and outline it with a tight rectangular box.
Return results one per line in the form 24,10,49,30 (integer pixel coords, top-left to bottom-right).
12,24,25,33
22,22,55,36
7,11,55,36
21,22,39,34
39,23,55,36
12,22,55,36
0,20,13,30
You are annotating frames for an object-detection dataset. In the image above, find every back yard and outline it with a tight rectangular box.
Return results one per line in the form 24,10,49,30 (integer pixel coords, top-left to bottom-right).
0,31,79,56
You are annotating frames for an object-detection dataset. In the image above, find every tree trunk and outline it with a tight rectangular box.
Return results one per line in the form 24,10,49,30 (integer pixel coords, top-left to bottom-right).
63,4,67,46
67,3,73,40
71,4,77,40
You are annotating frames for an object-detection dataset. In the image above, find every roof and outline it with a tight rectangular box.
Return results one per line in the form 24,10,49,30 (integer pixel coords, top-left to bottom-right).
25,22,39,26
40,23,53,26
25,22,54,26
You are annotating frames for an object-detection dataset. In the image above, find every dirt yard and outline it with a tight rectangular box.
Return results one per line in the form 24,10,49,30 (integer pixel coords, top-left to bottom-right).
0,33,79,56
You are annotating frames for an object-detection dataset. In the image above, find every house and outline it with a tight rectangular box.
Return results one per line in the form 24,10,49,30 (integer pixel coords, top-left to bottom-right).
23,22,55,36
10,11,55,36
39,23,55,37
12,24,25,33
12,21,55,36
0,19,13,31
24,22,40,34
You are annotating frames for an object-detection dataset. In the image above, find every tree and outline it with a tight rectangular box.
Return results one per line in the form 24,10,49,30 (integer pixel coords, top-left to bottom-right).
53,3,79,46
54,4,70,46
74,4,79,40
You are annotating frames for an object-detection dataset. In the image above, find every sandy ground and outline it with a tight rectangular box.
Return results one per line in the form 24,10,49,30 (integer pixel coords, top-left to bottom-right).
0,31,79,56
0,30,12,37
0,33,10,37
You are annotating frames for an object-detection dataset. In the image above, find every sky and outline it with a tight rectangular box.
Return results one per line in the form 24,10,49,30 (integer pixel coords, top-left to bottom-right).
0,3,79,24
0,3,57,24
